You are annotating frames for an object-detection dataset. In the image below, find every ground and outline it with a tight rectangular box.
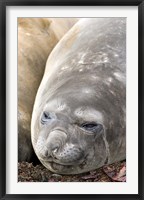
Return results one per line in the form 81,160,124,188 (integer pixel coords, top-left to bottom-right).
18,160,126,182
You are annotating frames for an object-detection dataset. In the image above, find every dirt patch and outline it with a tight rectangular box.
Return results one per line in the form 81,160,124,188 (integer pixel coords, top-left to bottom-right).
18,160,126,182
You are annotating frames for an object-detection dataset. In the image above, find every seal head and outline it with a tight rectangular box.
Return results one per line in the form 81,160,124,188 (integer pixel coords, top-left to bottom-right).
34,94,108,174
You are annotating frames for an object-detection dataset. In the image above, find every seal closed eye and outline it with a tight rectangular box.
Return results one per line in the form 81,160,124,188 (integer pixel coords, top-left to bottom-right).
31,18,126,174
81,123,103,132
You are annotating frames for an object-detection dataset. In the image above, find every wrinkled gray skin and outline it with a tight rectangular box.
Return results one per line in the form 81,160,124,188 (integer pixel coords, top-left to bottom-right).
31,18,126,174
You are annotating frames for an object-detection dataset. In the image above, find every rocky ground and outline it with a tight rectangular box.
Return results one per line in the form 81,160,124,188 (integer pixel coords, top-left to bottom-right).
18,160,126,182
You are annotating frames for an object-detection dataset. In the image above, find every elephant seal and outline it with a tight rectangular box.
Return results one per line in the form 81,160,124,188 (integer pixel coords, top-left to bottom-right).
31,18,126,174
18,18,77,162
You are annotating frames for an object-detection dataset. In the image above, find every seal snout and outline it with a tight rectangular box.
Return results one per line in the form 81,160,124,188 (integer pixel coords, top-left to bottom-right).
52,143,84,165
45,129,67,158
36,129,84,166
47,130,84,165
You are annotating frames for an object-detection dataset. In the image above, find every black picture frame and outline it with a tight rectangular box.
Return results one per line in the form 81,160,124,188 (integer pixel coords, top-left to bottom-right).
0,0,144,199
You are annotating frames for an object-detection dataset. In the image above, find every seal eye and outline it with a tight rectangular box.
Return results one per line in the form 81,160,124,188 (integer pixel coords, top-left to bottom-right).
81,123,103,132
41,112,52,124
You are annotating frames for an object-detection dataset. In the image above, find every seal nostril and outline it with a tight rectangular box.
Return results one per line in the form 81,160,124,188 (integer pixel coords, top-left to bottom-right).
44,150,48,157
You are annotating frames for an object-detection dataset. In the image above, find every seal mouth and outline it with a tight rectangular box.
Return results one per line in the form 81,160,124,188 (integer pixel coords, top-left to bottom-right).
53,157,85,166
40,154,87,168
41,157,85,166
48,158,87,172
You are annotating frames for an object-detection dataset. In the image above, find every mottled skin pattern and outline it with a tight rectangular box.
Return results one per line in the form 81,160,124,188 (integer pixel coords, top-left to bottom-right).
31,18,126,174
18,18,77,162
